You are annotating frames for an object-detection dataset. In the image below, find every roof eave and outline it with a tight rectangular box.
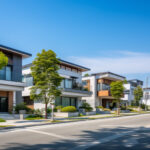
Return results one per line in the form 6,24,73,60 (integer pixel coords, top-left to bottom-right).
0,45,32,58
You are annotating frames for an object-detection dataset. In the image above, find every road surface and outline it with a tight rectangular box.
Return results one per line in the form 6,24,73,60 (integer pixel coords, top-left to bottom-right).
0,114,150,150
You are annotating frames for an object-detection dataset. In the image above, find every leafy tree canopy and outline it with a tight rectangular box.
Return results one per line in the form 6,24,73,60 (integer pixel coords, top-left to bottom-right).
84,73,89,77
110,81,124,101
133,86,143,105
30,49,63,118
0,52,8,69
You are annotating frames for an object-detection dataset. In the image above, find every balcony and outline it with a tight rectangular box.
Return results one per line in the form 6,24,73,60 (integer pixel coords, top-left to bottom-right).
0,80,25,91
61,82,92,97
98,90,111,97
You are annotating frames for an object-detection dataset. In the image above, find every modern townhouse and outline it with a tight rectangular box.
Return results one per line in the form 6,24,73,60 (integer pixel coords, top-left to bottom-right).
82,72,126,110
142,88,150,107
0,45,31,113
122,79,143,105
22,59,91,110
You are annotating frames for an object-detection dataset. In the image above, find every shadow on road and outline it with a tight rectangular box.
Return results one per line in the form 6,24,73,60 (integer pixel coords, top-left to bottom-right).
1,126,150,150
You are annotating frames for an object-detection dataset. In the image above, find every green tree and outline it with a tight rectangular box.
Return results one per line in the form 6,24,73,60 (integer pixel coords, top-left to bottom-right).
110,81,124,115
133,86,143,107
0,52,8,69
30,49,63,119
84,73,89,77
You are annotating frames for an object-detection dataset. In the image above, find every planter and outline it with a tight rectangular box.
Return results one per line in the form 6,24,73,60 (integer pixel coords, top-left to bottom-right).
19,110,26,114
79,108,86,115
96,108,103,113
54,112,79,117
85,111,96,116
57,109,61,113
97,111,111,114
121,110,130,113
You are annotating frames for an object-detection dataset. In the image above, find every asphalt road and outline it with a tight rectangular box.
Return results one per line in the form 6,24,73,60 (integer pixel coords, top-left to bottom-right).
0,114,150,150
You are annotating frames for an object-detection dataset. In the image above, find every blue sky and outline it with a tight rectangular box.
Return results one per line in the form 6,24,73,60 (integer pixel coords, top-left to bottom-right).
0,0,150,84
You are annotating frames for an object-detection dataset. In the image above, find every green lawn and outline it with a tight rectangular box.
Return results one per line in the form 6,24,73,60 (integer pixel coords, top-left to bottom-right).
25,117,44,120
0,118,6,122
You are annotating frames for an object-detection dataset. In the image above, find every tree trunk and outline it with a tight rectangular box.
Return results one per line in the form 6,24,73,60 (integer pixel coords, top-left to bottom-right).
45,103,48,119
117,101,120,116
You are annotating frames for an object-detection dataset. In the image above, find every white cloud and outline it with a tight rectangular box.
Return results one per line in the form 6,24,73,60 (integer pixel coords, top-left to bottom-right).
68,51,150,74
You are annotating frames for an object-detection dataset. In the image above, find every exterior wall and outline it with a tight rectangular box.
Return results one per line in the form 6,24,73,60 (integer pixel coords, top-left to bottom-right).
16,91,22,104
122,84,135,105
58,68,82,83
12,54,22,82
82,76,96,110
142,89,150,106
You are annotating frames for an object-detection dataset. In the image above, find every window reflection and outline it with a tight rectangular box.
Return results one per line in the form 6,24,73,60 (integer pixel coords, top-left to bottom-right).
0,66,12,81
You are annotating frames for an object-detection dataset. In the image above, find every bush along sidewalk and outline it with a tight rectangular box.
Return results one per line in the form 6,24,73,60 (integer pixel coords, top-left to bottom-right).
25,114,44,120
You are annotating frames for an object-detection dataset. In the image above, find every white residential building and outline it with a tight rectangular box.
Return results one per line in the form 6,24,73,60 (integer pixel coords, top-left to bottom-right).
82,72,126,110
22,59,91,110
122,79,143,105
142,88,150,106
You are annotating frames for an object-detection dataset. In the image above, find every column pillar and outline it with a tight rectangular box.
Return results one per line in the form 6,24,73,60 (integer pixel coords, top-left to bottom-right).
99,98,102,106
13,91,16,113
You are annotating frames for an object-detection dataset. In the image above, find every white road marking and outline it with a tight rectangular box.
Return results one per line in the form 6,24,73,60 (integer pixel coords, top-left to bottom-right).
26,129,74,140
0,114,150,135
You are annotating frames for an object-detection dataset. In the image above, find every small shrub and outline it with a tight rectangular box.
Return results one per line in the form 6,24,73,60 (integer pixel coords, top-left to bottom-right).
79,102,93,112
121,106,126,110
141,104,148,110
83,88,88,91
96,106,104,109
47,108,52,113
15,103,30,114
0,118,6,122
34,109,44,116
56,105,63,110
61,106,77,112
25,114,43,120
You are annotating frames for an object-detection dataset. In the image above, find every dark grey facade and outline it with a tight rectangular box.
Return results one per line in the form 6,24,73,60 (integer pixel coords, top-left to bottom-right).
0,45,31,112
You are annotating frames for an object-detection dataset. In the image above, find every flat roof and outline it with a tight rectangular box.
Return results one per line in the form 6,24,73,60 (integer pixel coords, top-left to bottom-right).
23,59,90,72
128,79,143,82
91,71,126,79
0,44,32,58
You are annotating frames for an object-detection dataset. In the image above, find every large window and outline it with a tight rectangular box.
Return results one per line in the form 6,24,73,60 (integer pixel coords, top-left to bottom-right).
97,83,110,91
23,74,33,87
65,79,73,89
0,66,12,81
55,96,77,107
62,97,70,107
60,78,77,89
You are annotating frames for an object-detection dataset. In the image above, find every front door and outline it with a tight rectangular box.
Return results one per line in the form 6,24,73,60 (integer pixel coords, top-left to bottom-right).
0,97,8,112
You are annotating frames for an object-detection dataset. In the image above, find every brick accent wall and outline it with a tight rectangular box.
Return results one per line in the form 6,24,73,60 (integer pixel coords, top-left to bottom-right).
8,92,13,112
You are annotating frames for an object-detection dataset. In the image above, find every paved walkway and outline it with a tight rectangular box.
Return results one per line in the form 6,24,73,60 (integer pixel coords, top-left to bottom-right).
0,112,148,128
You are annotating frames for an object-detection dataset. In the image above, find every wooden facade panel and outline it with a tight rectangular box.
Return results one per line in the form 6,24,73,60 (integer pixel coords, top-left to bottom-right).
8,92,13,112
0,91,8,97
98,90,111,97
97,79,112,84
84,80,90,91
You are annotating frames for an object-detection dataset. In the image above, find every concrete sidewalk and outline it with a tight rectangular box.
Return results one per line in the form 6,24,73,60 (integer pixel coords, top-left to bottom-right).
0,112,148,128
